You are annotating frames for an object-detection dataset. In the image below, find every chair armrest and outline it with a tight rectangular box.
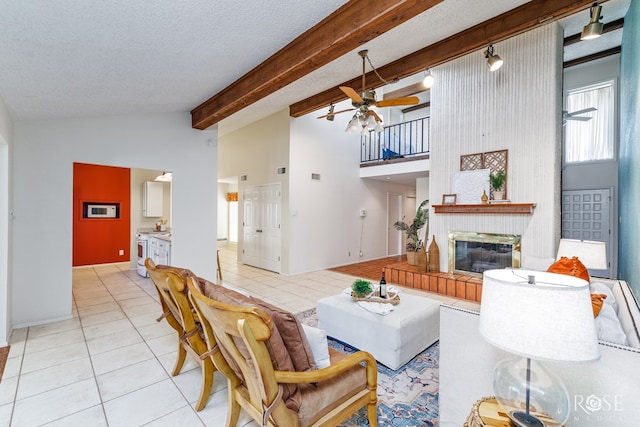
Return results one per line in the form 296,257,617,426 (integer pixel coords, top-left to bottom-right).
274,350,377,386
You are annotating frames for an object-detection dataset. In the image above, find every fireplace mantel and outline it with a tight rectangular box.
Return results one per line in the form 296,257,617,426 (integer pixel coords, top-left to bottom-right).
433,203,536,215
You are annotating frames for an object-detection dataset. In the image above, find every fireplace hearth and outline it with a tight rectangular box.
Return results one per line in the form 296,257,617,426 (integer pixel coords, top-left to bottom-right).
448,231,521,277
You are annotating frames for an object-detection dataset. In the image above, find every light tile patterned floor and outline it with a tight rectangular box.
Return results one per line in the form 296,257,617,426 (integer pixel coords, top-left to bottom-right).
0,242,476,426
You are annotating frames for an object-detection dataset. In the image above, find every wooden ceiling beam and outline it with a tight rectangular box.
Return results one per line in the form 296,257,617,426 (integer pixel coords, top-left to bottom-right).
383,82,428,100
190,0,443,130
290,0,596,118
563,46,621,68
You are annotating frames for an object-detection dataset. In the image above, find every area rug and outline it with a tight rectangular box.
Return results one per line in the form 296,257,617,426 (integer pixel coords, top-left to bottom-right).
0,345,10,382
296,309,439,426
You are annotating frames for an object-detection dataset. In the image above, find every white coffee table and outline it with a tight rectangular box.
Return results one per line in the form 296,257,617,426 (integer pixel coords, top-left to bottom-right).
316,292,440,370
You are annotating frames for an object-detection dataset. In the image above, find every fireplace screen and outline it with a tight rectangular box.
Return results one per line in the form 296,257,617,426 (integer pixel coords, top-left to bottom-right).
448,232,521,276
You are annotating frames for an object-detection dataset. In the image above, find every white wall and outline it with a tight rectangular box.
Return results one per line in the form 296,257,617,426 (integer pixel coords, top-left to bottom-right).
12,112,217,328
289,101,415,274
430,24,564,270
217,182,229,240
0,95,13,345
218,109,290,269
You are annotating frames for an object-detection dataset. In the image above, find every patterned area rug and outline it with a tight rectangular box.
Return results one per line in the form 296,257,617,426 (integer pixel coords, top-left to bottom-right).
0,346,10,382
296,309,439,426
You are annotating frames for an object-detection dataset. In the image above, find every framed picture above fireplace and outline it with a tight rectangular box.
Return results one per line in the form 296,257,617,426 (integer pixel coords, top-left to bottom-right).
448,231,521,277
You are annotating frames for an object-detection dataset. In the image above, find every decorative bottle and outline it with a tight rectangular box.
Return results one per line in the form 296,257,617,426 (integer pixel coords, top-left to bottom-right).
428,236,440,273
379,269,387,299
417,243,428,273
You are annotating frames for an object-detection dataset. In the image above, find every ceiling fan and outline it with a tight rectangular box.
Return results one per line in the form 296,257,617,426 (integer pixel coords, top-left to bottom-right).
562,107,597,125
318,50,419,132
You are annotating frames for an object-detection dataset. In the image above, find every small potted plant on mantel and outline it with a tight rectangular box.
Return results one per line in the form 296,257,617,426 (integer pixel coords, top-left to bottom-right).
393,199,429,265
490,170,506,201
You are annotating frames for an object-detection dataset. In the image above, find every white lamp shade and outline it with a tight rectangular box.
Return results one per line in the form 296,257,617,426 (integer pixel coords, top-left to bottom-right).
479,269,600,363
556,238,607,269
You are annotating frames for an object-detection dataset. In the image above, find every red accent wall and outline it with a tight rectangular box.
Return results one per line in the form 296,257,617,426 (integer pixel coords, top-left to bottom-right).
73,163,130,266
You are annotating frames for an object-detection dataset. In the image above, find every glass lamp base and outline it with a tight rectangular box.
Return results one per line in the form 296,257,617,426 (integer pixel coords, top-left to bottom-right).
510,410,546,427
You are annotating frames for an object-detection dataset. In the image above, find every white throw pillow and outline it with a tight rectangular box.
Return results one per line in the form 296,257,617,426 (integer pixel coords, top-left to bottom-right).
590,281,618,313
595,303,628,346
301,323,330,369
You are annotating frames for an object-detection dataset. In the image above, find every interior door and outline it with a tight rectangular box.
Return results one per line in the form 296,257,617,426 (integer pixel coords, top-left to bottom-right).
262,185,282,272
387,193,403,256
242,183,281,273
561,188,612,278
242,188,260,268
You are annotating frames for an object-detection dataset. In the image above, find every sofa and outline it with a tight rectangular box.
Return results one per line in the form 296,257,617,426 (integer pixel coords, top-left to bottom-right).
439,277,640,426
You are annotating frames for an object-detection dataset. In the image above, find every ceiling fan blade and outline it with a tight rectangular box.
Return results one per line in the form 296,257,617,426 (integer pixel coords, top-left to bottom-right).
565,116,591,121
376,96,419,107
316,108,354,119
340,86,363,104
567,107,597,116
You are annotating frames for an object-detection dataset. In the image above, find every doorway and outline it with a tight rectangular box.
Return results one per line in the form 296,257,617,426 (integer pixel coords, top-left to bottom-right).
387,193,403,256
561,188,613,278
242,183,282,273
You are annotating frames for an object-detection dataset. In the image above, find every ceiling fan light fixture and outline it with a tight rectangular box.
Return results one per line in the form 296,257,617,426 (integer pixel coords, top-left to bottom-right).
346,115,360,133
422,69,434,89
484,44,503,72
581,3,604,40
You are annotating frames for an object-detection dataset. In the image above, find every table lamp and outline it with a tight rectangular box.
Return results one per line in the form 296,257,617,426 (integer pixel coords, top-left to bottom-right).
479,269,600,427
556,238,607,272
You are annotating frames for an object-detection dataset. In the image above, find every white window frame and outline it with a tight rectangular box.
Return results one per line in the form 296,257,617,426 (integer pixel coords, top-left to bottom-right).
563,79,617,165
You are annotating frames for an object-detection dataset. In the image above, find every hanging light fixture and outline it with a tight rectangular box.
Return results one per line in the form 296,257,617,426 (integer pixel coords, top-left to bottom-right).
422,69,434,89
581,2,604,40
484,44,504,72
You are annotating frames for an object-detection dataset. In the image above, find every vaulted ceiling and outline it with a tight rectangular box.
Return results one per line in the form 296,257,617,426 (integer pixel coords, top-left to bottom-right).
0,0,630,137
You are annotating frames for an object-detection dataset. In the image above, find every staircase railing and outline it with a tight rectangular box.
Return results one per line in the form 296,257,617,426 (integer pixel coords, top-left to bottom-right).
360,117,429,163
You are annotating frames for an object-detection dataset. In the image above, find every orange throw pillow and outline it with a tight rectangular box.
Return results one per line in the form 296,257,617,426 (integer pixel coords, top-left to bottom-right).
547,256,590,282
591,293,607,317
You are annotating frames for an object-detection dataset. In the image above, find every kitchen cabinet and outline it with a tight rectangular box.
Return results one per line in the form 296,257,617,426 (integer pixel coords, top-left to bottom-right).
143,181,163,217
149,237,171,265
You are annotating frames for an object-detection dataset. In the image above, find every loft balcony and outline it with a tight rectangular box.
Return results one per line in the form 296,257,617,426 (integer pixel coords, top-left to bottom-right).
360,116,429,164
359,116,430,184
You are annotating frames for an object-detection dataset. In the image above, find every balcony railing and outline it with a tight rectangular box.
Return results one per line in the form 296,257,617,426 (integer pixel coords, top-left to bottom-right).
361,117,430,163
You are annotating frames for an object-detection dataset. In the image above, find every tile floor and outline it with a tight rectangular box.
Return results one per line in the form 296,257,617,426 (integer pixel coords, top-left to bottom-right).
0,242,478,426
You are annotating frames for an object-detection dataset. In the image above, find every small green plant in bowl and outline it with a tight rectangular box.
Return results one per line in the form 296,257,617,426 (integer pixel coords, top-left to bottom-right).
351,279,373,297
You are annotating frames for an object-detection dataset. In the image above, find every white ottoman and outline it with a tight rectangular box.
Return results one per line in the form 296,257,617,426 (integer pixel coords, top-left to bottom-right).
316,292,440,370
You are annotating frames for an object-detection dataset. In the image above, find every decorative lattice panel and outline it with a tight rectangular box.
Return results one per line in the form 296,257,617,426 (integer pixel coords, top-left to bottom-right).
460,153,483,171
460,150,508,199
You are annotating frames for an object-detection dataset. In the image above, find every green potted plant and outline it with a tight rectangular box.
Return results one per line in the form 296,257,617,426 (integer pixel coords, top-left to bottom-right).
393,199,429,265
351,279,373,298
489,170,506,200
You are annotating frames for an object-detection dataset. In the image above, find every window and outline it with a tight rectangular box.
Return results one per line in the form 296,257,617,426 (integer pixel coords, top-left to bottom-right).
564,80,615,163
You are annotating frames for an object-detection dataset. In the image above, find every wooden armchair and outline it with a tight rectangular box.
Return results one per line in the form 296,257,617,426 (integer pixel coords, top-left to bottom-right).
186,276,378,427
145,259,221,411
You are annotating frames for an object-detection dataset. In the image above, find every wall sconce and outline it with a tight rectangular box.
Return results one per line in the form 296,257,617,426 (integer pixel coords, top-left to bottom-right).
484,44,504,71
154,171,172,182
422,69,434,89
581,2,604,40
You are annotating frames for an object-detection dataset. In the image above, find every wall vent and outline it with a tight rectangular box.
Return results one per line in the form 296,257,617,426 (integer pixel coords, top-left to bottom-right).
240,175,248,181
277,167,286,175
311,173,321,181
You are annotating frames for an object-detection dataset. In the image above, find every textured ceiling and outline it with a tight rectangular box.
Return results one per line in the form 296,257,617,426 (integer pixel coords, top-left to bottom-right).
0,0,630,136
